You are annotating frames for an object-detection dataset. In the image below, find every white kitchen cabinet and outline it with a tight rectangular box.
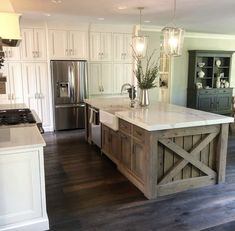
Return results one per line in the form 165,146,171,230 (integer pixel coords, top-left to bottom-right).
0,63,10,104
21,28,47,61
7,62,24,104
3,46,21,61
113,63,133,93
89,63,113,95
113,33,132,62
0,138,49,231
49,29,88,59
0,150,42,226
0,63,24,104
21,62,51,129
90,32,112,61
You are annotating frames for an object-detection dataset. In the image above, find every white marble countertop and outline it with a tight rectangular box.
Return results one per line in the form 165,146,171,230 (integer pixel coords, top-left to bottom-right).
0,103,28,110
85,98,234,131
84,97,131,109
0,125,45,152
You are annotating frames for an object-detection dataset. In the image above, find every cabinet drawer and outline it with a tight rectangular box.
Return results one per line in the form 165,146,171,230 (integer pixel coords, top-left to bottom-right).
198,89,217,95
119,119,131,134
217,88,233,94
133,125,146,143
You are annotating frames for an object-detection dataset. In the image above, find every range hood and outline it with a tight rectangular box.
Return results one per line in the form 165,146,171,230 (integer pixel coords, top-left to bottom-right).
0,13,21,47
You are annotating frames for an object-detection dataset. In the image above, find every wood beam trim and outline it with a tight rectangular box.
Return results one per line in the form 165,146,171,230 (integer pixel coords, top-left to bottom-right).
153,125,220,139
216,124,229,183
158,133,218,184
157,175,216,197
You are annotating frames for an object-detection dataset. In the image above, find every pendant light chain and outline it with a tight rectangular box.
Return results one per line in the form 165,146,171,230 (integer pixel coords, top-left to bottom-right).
172,0,176,25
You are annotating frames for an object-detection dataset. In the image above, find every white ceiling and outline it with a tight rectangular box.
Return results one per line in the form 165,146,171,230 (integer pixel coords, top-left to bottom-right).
10,0,235,35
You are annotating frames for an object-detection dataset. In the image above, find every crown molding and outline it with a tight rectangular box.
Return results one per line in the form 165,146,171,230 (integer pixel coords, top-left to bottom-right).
140,25,235,40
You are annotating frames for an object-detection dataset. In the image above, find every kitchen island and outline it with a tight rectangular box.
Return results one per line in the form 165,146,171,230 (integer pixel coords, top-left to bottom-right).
0,125,49,231
85,98,233,199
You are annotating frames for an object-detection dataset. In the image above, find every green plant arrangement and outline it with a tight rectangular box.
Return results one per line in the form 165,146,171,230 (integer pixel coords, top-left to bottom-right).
133,50,160,89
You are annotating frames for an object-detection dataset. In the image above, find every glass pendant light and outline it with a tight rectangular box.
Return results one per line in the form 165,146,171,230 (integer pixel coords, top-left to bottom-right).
132,7,148,58
161,0,185,56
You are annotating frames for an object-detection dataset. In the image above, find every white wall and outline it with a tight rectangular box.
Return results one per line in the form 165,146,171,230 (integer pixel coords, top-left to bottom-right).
142,29,235,106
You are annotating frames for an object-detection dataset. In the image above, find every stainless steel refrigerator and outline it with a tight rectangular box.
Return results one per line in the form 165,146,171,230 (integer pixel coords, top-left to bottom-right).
51,60,88,130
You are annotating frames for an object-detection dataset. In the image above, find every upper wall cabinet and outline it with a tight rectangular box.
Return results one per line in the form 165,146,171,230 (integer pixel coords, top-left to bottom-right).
48,29,88,59
113,33,132,62
3,46,21,61
90,32,112,61
21,28,47,61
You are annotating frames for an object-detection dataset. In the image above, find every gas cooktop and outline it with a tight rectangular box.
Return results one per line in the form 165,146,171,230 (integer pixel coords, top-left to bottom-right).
0,109,36,125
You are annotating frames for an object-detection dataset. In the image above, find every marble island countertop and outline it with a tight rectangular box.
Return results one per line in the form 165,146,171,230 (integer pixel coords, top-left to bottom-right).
85,98,234,131
0,125,45,152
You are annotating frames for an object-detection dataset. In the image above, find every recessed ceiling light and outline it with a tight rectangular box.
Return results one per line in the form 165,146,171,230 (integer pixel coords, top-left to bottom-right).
97,17,104,21
118,6,127,10
44,13,51,17
144,20,151,23
51,0,62,4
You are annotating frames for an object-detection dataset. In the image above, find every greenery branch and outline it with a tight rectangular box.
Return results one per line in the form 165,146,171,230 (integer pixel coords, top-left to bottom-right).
133,48,160,89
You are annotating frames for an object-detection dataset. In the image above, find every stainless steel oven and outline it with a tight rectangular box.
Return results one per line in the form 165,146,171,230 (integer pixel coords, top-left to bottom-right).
89,107,101,148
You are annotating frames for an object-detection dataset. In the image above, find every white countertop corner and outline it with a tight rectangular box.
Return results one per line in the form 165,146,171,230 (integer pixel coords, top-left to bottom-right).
0,125,45,152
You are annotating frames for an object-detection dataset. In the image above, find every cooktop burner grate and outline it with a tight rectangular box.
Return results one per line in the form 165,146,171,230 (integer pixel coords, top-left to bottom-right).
0,109,36,125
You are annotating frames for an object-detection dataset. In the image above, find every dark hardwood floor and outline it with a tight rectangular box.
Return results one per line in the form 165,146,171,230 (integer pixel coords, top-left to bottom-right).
43,130,235,231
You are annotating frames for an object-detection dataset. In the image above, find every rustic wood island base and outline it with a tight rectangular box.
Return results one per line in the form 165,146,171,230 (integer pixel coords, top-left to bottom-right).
85,99,233,200
102,121,228,199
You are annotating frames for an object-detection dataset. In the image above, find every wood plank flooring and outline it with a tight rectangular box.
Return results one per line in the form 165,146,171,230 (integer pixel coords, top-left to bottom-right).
43,130,235,231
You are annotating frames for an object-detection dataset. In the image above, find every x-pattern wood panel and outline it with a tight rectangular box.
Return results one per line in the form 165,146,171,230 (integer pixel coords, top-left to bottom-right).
158,132,219,185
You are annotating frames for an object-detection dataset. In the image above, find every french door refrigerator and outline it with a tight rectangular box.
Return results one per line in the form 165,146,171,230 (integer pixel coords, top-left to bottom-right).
51,60,88,130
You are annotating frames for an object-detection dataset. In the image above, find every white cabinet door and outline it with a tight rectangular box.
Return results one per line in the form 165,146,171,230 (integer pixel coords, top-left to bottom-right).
0,150,42,226
101,63,113,94
113,63,124,93
90,32,101,61
21,29,35,60
35,63,51,128
21,63,38,111
69,30,88,59
113,63,132,94
21,28,47,61
123,34,132,62
90,32,112,61
3,47,21,61
123,63,133,84
113,33,124,62
48,30,68,59
33,29,47,60
8,63,24,104
22,63,51,129
0,63,11,104
100,32,112,61
113,33,132,62
89,63,101,95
